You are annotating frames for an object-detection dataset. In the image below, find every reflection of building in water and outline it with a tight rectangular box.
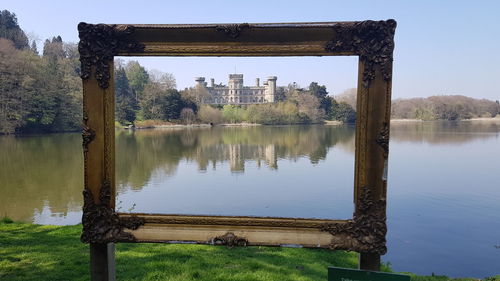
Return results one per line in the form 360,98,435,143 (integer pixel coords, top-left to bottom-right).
195,74,277,105
196,143,279,172
229,144,243,172
229,144,278,171
264,144,277,169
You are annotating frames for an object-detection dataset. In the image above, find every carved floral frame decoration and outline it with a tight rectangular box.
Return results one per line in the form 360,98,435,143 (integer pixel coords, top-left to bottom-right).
79,20,396,256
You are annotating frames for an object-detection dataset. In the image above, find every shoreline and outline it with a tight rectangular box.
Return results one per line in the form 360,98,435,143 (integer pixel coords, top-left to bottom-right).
129,117,500,130
3,117,498,136
131,121,342,130
391,117,500,123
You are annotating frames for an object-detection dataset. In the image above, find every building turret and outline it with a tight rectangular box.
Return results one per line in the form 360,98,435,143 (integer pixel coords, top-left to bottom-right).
195,77,205,87
228,74,243,89
265,76,277,102
210,78,215,87
255,78,260,87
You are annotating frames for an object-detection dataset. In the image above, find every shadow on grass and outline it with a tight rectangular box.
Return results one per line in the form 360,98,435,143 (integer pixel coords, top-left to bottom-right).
0,222,357,281
116,243,358,281
0,223,89,281
1,222,491,281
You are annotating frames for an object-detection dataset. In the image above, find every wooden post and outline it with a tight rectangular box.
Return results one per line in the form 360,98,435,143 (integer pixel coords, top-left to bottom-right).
83,60,116,280
90,243,116,281
359,252,380,271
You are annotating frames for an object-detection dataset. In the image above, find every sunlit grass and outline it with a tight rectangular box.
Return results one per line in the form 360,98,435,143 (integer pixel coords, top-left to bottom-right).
0,221,495,281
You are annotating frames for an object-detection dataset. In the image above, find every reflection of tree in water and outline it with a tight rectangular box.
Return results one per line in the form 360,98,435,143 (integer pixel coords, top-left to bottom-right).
115,130,199,191
391,121,500,144
3,122,498,223
115,125,356,191
0,134,83,222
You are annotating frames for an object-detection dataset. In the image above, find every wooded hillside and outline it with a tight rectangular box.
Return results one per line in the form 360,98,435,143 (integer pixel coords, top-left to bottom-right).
336,88,500,121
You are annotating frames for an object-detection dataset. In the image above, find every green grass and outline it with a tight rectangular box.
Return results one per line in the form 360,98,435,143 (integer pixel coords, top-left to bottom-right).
0,221,497,281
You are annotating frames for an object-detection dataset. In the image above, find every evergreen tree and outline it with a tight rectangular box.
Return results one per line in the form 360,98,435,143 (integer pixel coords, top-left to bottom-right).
125,61,149,101
161,89,184,120
0,38,32,133
115,66,137,125
329,98,356,123
43,36,64,59
0,10,29,49
309,82,332,116
275,86,286,102
30,41,38,54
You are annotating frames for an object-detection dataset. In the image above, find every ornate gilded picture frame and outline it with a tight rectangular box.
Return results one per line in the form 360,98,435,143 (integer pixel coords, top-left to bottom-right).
79,20,396,273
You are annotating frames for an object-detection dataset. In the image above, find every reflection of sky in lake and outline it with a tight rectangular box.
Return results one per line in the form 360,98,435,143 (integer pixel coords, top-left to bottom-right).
385,122,500,278
114,125,357,219
116,147,355,220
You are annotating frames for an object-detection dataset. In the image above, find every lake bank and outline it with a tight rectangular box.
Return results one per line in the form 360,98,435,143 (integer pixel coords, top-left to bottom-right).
125,117,500,130
1,221,493,281
2,118,498,135
391,116,500,123
122,120,342,130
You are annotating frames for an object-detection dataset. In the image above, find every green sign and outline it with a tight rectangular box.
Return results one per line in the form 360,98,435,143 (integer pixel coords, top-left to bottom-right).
328,267,410,281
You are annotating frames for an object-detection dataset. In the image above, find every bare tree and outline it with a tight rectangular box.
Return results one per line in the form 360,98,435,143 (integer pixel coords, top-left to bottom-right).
335,88,357,109
180,107,195,124
148,69,176,90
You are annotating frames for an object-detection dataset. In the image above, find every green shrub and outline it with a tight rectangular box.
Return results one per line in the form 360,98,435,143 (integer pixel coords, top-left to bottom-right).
1,217,14,223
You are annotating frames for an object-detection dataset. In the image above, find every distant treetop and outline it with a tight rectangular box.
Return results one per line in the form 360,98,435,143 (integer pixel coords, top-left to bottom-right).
0,10,29,49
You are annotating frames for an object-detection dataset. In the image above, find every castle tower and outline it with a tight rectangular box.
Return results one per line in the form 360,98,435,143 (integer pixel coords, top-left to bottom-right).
228,74,243,104
195,77,206,87
228,74,243,89
265,76,277,102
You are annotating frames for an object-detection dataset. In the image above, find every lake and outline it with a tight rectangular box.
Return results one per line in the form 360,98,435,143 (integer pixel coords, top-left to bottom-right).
0,121,499,278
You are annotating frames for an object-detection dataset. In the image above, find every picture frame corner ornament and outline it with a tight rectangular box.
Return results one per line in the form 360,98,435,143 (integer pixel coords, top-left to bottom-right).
78,23,145,89
324,20,396,88
320,187,387,254
81,180,145,244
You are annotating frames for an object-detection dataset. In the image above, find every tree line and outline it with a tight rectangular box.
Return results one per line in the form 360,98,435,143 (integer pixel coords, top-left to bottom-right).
113,55,357,126
0,10,357,133
392,95,500,120
0,10,81,134
2,9,499,135
336,88,500,121
115,62,357,126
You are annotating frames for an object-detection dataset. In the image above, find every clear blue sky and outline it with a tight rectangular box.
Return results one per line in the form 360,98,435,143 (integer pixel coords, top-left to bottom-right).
4,0,500,99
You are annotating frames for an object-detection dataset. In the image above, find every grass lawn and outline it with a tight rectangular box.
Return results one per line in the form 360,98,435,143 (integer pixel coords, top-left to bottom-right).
0,221,497,281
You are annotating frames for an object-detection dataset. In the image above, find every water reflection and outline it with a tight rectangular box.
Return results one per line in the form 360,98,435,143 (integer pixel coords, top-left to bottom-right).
115,125,356,218
1,122,499,223
0,134,83,224
391,121,500,144
116,125,355,191
1,121,499,276
1,122,498,223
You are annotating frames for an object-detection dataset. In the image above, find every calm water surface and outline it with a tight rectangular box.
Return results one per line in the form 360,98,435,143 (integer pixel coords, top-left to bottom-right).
0,122,499,278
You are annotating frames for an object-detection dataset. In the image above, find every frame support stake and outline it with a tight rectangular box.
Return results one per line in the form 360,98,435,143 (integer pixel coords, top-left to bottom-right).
359,252,381,271
90,243,116,281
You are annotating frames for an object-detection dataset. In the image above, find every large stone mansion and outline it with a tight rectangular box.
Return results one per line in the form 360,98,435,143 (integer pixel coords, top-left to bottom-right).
195,74,277,105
